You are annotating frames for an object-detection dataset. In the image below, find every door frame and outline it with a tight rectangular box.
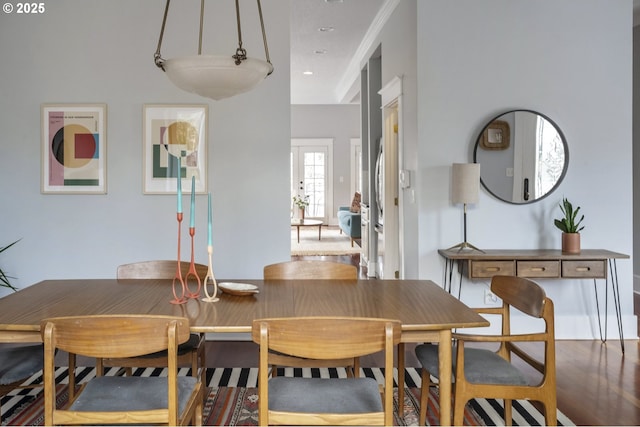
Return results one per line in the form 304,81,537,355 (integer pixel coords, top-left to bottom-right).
350,138,362,198
379,76,404,279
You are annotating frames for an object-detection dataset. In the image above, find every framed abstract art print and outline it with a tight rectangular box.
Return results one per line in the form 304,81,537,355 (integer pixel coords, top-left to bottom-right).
41,104,107,194
143,104,208,194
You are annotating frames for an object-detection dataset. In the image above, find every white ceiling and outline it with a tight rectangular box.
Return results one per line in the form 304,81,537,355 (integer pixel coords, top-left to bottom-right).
290,0,386,105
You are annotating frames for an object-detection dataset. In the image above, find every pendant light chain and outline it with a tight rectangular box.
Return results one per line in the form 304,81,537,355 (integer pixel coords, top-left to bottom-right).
232,0,247,65
198,0,205,55
256,0,272,73
154,0,171,70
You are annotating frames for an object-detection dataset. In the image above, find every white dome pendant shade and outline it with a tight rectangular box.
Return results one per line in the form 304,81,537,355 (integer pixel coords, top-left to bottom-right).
154,0,273,101
163,55,273,101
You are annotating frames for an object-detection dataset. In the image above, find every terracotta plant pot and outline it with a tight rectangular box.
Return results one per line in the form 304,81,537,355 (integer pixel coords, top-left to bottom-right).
562,232,580,254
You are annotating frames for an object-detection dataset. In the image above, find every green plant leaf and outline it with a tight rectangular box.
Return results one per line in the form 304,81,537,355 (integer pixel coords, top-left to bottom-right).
554,198,584,233
554,219,568,233
0,239,20,292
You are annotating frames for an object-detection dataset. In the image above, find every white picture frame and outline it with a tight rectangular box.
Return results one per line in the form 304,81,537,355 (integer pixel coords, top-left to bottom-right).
41,103,107,194
143,104,208,194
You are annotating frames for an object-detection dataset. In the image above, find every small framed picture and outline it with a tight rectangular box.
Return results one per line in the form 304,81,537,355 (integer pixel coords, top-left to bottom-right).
41,104,107,194
143,104,208,194
480,120,510,150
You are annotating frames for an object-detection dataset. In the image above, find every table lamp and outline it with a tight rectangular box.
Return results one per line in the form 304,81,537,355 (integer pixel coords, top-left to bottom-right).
447,163,484,252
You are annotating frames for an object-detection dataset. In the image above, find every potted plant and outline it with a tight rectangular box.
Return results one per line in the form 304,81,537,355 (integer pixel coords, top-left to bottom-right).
554,198,584,254
292,195,310,220
0,239,20,292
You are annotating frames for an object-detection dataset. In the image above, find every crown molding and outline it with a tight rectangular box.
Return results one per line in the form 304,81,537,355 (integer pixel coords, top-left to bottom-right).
334,0,401,103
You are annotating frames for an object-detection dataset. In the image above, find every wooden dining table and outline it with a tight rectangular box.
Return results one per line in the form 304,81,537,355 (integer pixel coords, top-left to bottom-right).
0,278,488,425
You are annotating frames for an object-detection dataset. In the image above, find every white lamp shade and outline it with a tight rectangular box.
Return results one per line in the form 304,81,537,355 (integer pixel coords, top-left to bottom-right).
163,55,274,101
452,163,480,205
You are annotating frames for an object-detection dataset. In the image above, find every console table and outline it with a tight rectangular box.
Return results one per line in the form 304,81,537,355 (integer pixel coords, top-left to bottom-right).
438,249,629,352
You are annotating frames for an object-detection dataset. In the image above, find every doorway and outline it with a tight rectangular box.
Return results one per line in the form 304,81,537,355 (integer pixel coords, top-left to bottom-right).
291,138,334,224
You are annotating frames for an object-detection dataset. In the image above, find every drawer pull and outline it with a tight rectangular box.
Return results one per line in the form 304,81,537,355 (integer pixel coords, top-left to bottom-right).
531,267,546,272
576,267,591,272
486,267,501,272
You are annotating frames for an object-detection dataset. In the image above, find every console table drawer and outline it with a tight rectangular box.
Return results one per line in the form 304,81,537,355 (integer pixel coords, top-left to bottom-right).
517,261,560,278
562,260,606,278
469,261,515,278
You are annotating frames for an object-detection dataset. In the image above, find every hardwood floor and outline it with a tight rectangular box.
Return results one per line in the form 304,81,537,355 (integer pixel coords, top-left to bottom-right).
206,254,640,426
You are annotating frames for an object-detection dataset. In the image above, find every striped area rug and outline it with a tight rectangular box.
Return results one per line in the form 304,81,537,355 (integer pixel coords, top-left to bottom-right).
1,367,574,426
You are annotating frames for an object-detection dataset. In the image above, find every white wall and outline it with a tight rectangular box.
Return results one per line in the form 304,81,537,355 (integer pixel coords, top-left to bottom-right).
0,0,291,292
634,24,640,293
416,0,635,339
291,104,360,222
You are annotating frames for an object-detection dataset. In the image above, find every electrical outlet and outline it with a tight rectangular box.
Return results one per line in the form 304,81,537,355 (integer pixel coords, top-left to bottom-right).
484,289,499,305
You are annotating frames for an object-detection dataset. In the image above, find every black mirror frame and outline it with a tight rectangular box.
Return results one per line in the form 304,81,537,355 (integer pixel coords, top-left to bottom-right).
473,109,569,205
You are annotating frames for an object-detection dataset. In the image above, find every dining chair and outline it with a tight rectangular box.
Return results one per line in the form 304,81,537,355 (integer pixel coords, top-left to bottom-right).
104,260,207,386
0,343,44,423
116,260,208,281
415,275,557,426
41,314,203,426
263,260,358,280
252,316,400,426
263,260,360,376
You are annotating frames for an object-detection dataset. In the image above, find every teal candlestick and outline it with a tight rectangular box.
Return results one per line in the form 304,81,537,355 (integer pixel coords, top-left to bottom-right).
176,157,182,214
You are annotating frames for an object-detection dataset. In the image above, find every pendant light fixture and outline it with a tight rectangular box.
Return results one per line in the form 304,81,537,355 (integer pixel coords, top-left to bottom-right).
154,0,274,101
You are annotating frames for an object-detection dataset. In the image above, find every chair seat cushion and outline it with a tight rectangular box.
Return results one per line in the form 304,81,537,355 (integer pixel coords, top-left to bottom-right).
137,333,201,359
0,344,43,385
268,377,382,414
69,376,198,413
415,343,529,385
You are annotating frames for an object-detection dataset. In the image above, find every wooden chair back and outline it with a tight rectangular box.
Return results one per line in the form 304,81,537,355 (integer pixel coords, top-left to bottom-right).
117,260,208,280
263,260,357,280
263,260,360,376
451,275,557,426
491,275,547,318
41,315,202,426
111,260,207,385
252,316,401,426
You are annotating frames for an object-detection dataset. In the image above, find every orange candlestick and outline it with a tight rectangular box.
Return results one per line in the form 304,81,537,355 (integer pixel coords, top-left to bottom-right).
170,212,187,304
185,226,202,298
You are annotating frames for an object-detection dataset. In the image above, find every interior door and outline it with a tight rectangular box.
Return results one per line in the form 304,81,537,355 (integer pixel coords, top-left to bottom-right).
377,102,399,279
291,139,333,224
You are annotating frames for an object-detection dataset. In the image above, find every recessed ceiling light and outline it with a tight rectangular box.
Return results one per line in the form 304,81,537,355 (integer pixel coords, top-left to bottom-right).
325,0,343,3
318,26,335,32
314,49,328,55
303,71,313,75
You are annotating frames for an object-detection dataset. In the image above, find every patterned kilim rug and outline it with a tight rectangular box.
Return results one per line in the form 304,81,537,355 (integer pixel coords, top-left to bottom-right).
1,367,575,426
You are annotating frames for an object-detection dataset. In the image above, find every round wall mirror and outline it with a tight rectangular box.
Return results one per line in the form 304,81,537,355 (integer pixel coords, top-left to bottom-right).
473,109,568,204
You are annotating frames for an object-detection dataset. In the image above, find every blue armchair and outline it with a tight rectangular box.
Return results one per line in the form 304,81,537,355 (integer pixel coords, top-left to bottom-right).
337,207,361,246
